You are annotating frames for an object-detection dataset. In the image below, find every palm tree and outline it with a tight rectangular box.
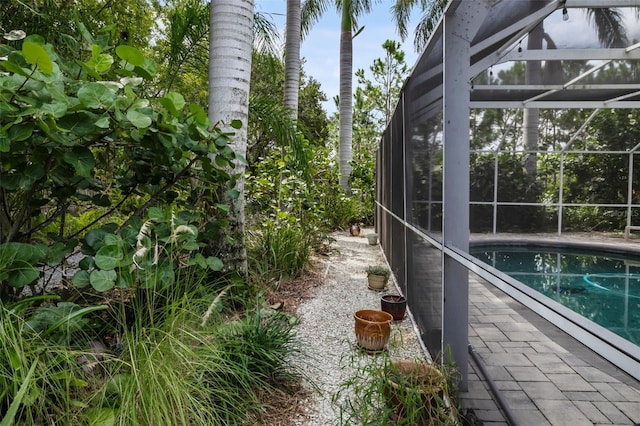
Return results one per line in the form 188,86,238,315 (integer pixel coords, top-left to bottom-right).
285,0,302,119
208,0,255,273
303,0,375,191
391,0,443,53
158,0,279,98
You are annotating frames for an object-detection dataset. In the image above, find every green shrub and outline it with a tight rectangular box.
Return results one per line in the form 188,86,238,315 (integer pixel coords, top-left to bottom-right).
0,33,236,303
249,210,313,281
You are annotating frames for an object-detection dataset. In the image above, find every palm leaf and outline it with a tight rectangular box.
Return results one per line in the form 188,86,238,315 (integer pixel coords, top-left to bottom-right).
585,8,628,48
249,94,309,176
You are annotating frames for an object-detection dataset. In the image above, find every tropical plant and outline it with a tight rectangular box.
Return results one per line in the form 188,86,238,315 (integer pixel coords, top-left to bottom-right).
302,0,376,190
154,0,281,100
392,0,445,53
0,298,109,425
248,210,313,281
71,207,225,295
0,0,159,60
0,31,237,301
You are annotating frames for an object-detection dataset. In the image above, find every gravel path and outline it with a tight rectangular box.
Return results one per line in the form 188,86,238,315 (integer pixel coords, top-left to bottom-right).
291,229,426,425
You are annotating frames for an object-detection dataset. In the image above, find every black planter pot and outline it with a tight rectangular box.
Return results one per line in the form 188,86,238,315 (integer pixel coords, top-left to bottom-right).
380,294,407,321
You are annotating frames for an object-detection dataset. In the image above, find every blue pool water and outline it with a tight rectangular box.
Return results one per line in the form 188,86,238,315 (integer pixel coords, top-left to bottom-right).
471,245,640,346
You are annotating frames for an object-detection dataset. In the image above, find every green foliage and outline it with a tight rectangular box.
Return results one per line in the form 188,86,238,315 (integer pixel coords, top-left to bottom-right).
1,0,159,60
1,283,303,425
333,353,457,426
94,298,302,426
0,299,109,425
216,308,301,385
349,152,376,225
249,210,313,281
365,265,390,278
73,207,224,293
470,153,544,232
0,34,236,300
355,40,409,133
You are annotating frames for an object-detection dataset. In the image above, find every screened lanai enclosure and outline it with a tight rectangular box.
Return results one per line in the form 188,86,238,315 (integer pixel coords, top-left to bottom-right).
376,0,640,390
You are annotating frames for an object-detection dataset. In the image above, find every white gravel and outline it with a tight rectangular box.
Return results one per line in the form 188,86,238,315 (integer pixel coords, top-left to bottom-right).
290,229,427,426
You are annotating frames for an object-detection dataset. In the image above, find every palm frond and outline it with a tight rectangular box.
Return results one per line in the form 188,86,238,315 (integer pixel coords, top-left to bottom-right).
413,0,446,53
391,0,419,40
161,0,210,92
254,12,281,55
249,94,309,175
585,8,628,48
301,0,331,39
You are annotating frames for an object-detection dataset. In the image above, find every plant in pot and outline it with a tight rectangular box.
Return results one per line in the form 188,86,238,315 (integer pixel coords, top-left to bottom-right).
365,265,390,291
383,360,450,425
333,353,459,425
380,294,407,321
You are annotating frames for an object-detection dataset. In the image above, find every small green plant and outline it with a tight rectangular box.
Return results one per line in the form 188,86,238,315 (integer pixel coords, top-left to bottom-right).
365,265,390,278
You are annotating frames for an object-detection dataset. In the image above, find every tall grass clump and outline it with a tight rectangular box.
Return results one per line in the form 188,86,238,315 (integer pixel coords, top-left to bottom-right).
0,299,111,425
90,279,304,426
92,320,262,426
249,211,313,281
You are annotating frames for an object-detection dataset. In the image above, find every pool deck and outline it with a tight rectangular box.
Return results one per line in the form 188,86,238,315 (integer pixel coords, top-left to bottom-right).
459,233,640,425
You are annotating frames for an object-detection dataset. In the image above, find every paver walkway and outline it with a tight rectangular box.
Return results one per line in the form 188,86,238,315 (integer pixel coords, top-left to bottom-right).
460,273,640,426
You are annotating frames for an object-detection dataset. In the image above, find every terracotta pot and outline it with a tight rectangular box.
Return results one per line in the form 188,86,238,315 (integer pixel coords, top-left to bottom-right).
381,294,407,321
383,360,445,425
367,274,387,291
353,309,393,351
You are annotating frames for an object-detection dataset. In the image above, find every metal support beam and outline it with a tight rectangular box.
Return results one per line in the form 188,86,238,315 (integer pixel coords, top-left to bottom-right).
442,0,489,392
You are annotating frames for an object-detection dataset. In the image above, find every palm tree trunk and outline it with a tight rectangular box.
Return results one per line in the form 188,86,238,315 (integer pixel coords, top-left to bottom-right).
284,0,301,119
338,0,354,191
208,0,254,274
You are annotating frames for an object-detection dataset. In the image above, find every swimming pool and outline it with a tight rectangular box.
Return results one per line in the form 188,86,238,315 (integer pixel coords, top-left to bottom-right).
471,245,640,347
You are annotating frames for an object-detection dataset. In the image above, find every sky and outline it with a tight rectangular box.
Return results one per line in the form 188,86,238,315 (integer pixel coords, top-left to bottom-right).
253,3,640,115
254,0,422,114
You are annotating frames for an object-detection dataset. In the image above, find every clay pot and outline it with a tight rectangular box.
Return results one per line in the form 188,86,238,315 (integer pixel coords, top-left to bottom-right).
383,360,446,425
381,294,407,321
353,309,393,351
367,274,387,291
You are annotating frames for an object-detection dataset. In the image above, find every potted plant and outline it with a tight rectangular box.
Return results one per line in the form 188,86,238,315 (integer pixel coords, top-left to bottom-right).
380,294,407,321
353,309,394,351
333,354,459,425
365,265,390,291
383,360,449,425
